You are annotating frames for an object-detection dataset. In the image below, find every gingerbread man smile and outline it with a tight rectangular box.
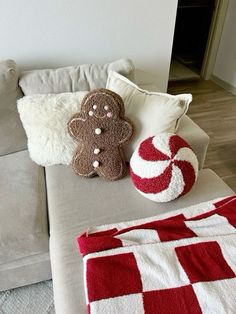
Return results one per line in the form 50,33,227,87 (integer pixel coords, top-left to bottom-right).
88,96,114,119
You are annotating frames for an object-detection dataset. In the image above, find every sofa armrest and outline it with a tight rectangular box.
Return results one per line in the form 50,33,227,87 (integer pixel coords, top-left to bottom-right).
176,115,209,170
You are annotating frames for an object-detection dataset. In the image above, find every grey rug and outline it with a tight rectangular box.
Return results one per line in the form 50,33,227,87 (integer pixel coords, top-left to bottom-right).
0,280,54,314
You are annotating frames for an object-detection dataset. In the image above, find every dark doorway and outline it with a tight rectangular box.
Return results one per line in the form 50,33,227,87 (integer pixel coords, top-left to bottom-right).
169,0,216,81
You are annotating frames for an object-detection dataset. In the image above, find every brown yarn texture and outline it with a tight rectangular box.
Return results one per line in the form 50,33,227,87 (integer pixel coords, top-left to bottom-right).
68,88,134,180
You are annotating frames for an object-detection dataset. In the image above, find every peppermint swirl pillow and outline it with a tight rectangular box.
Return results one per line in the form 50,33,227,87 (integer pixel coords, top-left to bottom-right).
130,133,198,202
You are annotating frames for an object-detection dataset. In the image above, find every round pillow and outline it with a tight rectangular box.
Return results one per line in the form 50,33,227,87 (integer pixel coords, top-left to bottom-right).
130,133,198,202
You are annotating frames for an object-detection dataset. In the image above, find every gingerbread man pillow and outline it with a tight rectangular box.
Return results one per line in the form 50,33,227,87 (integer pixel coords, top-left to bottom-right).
68,88,134,180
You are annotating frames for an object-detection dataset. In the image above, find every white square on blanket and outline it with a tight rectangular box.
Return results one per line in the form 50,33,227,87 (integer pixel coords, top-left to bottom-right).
217,236,236,274
193,278,236,314
90,293,144,314
115,229,160,246
134,245,190,292
185,214,236,237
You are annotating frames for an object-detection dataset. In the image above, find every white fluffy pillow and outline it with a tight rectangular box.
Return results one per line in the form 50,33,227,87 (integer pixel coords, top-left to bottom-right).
106,71,192,160
17,91,88,166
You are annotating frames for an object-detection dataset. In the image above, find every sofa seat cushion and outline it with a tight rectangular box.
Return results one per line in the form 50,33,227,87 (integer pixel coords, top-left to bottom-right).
45,166,233,314
0,150,49,265
0,60,27,156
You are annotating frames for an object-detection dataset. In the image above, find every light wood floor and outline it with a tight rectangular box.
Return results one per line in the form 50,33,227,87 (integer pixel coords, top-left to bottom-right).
168,79,236,192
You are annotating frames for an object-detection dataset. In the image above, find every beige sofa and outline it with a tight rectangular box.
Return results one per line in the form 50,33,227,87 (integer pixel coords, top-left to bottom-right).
0,60,234,313
0,60,51,291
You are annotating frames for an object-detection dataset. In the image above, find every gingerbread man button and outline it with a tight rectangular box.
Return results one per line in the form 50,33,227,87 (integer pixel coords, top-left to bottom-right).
68,88,134,180
95,128,102,135
94,148,100,155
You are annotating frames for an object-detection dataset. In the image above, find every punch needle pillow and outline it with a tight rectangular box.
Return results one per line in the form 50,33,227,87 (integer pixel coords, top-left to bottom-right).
130,133,198,202
106,71,192,160
17,91,88,166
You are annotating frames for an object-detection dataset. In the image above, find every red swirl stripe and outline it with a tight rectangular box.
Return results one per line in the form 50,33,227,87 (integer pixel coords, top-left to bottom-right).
174,160,196,197
130,163,172,194
138,137,170,161
169,135,190,159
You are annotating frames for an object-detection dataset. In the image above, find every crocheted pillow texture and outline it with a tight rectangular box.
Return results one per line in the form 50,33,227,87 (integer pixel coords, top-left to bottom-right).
130,133,198,202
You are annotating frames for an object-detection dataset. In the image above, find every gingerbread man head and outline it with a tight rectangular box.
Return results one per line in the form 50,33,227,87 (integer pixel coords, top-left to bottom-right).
81,89,123,120
68,88,134,180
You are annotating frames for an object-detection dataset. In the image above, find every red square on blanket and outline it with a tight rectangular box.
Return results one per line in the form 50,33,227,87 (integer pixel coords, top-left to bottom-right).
143,285,201,314
156,218,196,242
86,252,143,302
175,241,235,284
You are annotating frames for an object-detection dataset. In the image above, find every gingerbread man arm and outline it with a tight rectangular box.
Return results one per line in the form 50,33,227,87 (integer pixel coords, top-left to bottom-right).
68,112,86,141
115,119,134,145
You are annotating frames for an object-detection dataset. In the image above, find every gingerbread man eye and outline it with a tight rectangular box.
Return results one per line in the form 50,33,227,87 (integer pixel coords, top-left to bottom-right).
104,105,109,111
107,112,113,118
89,111,93,116
93,105,97,110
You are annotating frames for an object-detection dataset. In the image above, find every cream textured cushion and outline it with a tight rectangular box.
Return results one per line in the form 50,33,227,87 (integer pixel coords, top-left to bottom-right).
17,91,88,166
19,59,134,95
106,71,192,160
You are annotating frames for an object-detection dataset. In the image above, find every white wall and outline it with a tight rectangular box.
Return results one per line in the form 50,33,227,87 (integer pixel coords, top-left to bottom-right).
0,0,177,91
213,0,236,91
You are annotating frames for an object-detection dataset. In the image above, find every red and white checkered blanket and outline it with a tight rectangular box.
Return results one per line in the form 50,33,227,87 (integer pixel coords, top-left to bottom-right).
78,196,236,314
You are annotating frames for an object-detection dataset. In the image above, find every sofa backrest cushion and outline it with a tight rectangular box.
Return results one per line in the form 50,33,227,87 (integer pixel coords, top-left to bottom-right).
19,59,134,95
0,60,27,156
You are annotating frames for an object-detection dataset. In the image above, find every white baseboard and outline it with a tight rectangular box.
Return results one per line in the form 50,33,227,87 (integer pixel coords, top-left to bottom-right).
211,75,236,95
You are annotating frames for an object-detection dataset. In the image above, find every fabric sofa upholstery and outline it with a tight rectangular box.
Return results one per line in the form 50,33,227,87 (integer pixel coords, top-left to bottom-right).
177,115,209,170
0,150,51,290
0,253,51,292
0,150,51,291
0,60,27,156
19,59,134,95
45,167,234,314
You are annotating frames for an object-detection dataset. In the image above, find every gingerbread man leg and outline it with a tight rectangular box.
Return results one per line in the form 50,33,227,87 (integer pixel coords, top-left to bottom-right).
72,150,95,177
98,148,126,181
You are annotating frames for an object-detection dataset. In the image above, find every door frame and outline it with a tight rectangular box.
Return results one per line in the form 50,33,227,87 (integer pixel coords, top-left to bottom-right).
201,0,229,79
